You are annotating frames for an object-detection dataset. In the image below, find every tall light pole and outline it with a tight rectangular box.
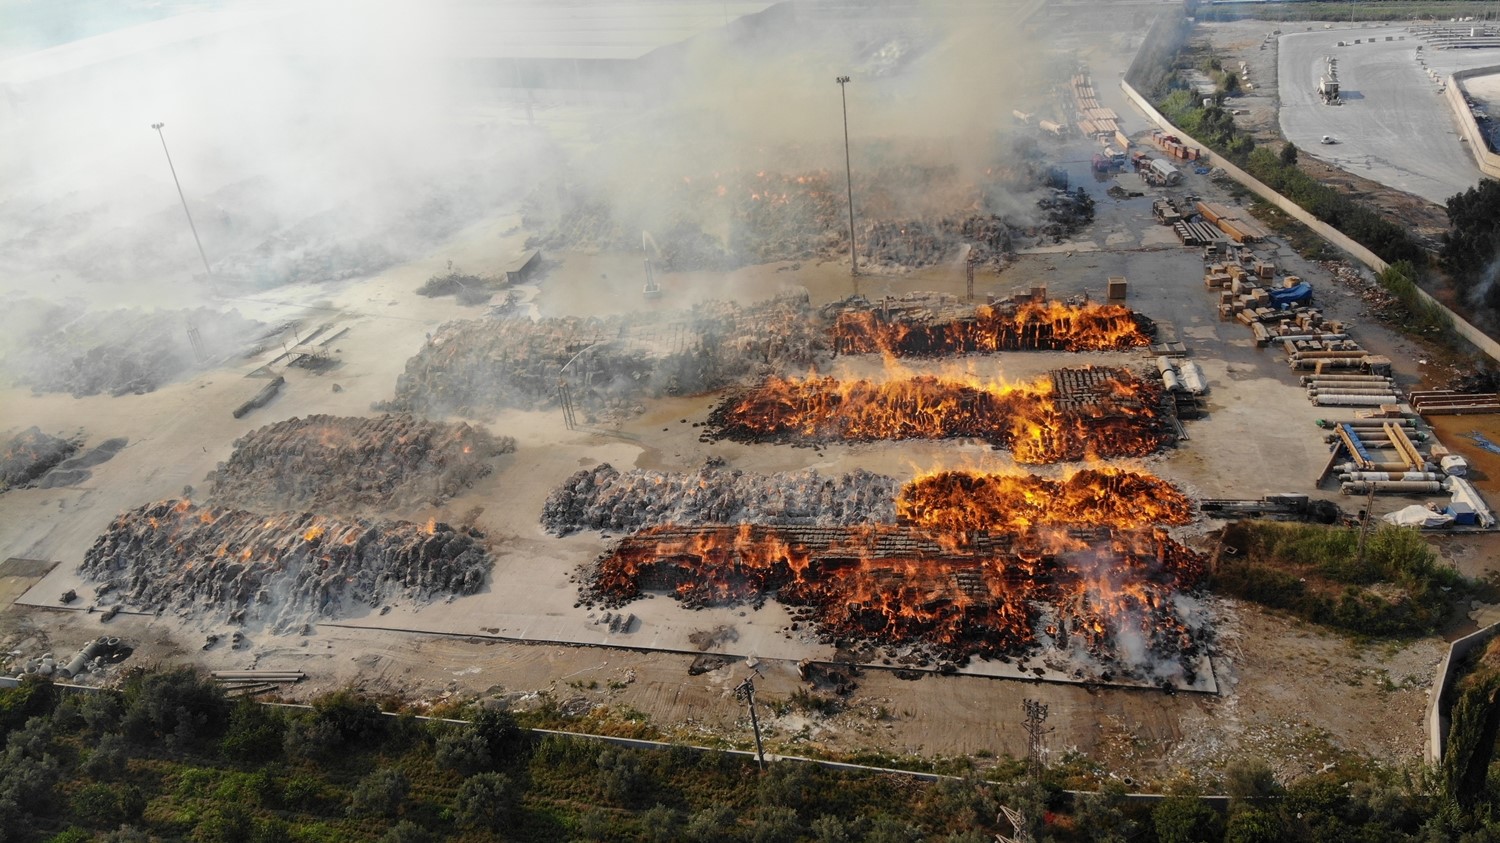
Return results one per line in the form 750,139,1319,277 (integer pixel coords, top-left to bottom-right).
150,122,212,277
836,75,857,286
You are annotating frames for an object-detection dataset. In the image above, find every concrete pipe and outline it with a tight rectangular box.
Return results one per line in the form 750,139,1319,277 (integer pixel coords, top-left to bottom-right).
1156,356,1177,375
60,653,88,679
1340,481,1445,495
1162,370,1183,392
1314,394,1399,406
104,637,120,648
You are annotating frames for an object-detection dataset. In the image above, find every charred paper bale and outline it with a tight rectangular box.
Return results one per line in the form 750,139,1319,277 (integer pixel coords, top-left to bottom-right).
1,428,80,492
79,500,491,632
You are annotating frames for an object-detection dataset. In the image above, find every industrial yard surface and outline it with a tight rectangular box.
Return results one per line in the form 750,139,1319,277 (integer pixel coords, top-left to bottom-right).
1,0,1495,787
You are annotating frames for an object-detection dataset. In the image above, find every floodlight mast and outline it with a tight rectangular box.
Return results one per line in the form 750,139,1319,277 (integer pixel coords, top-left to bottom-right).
836,75,857,287
150,122,212,276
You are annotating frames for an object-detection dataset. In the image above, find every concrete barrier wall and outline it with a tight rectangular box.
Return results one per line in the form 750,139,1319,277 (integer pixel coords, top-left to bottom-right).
1447,65,1500,179
1118,76,1500,366
1425,621,1500,764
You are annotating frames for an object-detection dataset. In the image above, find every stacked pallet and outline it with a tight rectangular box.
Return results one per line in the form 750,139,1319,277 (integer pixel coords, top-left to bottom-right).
1196,202,1271,243
1150,130,1203,162
1176,221,1224,245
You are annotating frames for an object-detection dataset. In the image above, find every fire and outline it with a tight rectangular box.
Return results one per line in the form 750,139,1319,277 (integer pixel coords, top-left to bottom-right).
707,368,1168,464
832,301,1153,356
303,526,325,542
897,469,1192,534
591,524,1206,676
424,517,437,535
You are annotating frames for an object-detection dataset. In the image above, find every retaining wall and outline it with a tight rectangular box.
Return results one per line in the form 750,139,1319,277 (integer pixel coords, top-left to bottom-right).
1425,621,1500,764
1448,65,1500,179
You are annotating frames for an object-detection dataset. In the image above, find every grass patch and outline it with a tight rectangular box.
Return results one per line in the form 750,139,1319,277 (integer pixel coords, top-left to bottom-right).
1214,520,1466,636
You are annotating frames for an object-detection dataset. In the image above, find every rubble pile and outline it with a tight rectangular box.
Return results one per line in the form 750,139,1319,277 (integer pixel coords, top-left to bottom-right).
34,437,128,489
828,296,1153,355
8,307,265,397
207,414,514,513
896,469,1193,533
80,499,491,630
0,427,80,492
585,524,1208,682
541,464,897,536
417,266,502,306
383,292,821,416
706,367,1170,463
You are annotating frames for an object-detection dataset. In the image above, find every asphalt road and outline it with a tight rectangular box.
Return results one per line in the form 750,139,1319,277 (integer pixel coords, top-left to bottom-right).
1278,26,1494,205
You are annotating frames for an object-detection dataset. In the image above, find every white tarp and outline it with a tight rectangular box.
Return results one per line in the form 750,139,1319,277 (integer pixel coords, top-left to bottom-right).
1382,505,1454,528
1441,455,1469,477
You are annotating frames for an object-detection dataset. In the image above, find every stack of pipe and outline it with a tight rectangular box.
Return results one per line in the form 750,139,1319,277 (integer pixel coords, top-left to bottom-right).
211,670,307,697
1156,356,1207,395
1304,373,1399,407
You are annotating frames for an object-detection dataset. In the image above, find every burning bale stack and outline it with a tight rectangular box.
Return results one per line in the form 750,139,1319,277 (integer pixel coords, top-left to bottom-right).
207,414,514,513
706,367,1170,463
896,469,1192,534
541,464,897,536
828,296,1154,356
8,307,265,397
80,499,490,631
1,427,80,492
586,524,1207,683
383,292,821,417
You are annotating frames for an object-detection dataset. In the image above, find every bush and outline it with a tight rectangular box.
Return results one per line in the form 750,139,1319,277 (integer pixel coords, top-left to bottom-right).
286,688,384,760
80,732,127,780
1152,794,1224,843
220,699,285,763
455,771,517,832
120,668,229,751
347,768,409,819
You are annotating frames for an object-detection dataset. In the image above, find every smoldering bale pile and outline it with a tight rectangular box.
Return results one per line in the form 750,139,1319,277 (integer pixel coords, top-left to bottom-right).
1035,188,1096,242
8,307,265,397
860,215,1013,270
382,292,821,417
583,524,1209,684
79,499,490,631
541,464,896,536
207,414,514,513
34,437,128,489
706,368,1171,464
0,428,80,492
896,470,1193,533
826,294,1154,355
522,159,1053,272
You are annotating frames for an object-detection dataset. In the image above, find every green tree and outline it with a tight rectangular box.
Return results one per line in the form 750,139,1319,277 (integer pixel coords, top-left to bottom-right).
1279,142,1298,167
120,667,229,751
1224,806,1285,843
220,698,285,763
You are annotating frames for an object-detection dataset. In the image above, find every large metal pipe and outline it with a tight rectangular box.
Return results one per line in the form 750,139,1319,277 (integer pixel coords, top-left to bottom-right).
1156,355,1176,375
1337,461,1424,473
1340,481,1444,495
1293,349,1368,359
1278,334,1350,344
1339,472,1444,482
1301,374,1395,382
1314,394,1399,406
1292,357,1369,370
1162,369,1183,392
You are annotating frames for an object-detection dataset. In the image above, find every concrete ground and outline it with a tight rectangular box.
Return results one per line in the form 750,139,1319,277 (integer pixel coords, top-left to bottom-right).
1278,23,1496,205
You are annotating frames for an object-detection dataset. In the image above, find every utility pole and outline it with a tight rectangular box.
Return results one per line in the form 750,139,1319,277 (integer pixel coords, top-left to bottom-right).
735,675,766,771
836,75,858,289
1022,698,1051,780
151,122,212,277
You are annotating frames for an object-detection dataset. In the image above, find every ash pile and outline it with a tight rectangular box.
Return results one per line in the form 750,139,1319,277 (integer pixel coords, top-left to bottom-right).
79,499,491,631
825,294,1154,355
206,414,515,513
3,304,265,397
382,291,821,418
1034,188,1096,242
583,524,1209,686
541,463,896,536
1,427,80,492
